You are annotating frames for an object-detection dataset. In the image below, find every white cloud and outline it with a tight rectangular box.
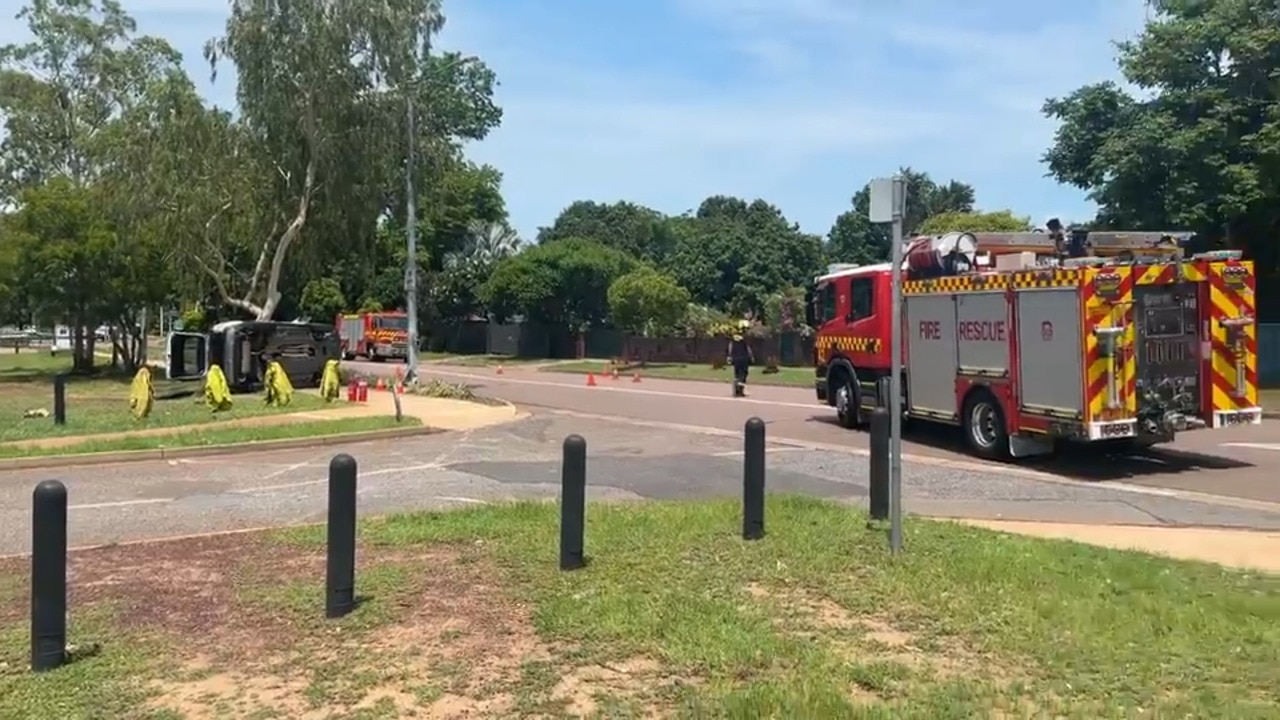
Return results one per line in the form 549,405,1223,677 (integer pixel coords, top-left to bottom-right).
446,0,1152,236
1,0,1154,237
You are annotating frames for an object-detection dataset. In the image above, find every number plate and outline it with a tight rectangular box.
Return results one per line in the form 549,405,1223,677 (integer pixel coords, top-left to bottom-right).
1221,411,1256,426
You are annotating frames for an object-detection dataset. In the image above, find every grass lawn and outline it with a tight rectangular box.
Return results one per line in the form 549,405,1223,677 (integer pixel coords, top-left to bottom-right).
0,352,327,443
1,497,1275,719
0,415,419,459
548,360,815,388
424,353,553,367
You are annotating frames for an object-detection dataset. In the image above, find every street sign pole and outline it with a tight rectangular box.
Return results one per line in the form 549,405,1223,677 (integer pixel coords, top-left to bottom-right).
868,176,907,554
888,176,905,554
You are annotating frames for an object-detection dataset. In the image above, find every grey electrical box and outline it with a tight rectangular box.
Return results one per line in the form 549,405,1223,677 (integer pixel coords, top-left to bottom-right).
868,176,905,223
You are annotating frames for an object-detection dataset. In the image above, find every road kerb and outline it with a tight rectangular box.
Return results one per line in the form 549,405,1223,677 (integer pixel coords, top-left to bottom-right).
0,425,442,471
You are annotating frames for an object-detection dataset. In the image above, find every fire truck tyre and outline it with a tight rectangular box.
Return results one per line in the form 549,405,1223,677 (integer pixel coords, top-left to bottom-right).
834,374,861,429
962,391,1010,460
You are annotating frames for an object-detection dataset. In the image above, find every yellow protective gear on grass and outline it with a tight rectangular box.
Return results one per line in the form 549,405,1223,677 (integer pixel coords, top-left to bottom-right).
129,367,154,420
204,365,233,412
263,360,294,407
320,359,341,402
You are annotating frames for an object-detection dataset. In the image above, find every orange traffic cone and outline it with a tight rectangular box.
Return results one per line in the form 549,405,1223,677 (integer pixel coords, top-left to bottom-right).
376,377,387,391
586,372,597,387
632,372,641,383
496,364,504,375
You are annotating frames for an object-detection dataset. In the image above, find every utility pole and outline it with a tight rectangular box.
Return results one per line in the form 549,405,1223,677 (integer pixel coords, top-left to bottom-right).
404,93,419,384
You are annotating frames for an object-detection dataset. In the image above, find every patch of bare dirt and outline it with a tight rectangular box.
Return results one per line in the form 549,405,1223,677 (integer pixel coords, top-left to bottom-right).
549,657,671,718
744,582,1023,703
0,529,684,718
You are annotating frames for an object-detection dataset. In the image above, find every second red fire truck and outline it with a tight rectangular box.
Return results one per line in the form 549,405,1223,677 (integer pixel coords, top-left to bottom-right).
812,230,1260,460
335,311,410,362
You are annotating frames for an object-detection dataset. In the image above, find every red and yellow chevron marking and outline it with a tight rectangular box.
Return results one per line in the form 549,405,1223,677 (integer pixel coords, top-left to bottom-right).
1135,261,1208,285
1082,266,1135,421
1206,260,1257,412
366,329,404,343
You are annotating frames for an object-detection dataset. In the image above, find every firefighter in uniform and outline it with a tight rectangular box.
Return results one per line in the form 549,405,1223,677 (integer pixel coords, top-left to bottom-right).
727,320,754,396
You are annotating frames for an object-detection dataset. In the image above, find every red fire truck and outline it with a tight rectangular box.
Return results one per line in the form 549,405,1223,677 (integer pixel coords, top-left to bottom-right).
335,311,410,362
811,230,1260,460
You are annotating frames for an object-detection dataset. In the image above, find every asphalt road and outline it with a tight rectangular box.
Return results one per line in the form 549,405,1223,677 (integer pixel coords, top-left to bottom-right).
2,411,1279,556
3,359,1278,555
359,360,1280,504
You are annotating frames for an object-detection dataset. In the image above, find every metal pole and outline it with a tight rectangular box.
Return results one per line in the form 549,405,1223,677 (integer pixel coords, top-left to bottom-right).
889,175,905,554
404,95,420,384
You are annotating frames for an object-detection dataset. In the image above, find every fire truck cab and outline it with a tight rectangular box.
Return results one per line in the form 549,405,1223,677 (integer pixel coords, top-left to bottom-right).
812,230,1260,460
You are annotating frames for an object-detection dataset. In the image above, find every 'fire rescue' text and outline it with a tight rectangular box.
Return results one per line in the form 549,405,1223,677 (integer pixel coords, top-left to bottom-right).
920,320,1006,341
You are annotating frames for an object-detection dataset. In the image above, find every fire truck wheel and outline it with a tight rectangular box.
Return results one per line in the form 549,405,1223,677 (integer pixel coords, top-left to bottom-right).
963,391,1010,460
834,375,861,429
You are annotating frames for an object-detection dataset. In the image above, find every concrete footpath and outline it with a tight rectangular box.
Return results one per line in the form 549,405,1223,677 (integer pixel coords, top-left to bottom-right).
959,520,1280,573
3,390,522,452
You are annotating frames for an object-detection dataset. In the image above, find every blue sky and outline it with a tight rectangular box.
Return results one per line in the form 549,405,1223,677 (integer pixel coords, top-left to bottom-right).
1,0,1151,240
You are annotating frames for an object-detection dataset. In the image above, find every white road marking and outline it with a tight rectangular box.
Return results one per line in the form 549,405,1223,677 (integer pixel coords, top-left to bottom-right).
419,368,819,409
711,447,807,457
260,459,312,481
541,409,1280,513
232,461,448,495
1221,442,1280,452
70,497,173,510
433,496,489,505
233,478,326,494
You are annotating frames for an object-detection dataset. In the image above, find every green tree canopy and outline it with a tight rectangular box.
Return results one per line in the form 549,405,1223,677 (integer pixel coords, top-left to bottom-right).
481,238,637,329
826,169,976,265
538,200,676,266
607,267,691,336
917,210,1033,235
665,196,823,315
1042,0,1280,272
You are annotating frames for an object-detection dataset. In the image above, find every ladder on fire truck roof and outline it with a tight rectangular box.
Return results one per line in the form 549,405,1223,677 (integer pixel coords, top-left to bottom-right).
966,230,1189,258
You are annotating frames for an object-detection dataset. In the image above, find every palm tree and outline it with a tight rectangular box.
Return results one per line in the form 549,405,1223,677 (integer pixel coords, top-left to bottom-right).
444,220,521,269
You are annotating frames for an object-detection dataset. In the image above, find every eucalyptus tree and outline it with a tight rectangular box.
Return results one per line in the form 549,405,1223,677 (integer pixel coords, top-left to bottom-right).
200,0,502,320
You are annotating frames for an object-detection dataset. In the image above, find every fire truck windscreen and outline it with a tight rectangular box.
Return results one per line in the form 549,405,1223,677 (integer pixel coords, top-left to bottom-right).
374,316,409,330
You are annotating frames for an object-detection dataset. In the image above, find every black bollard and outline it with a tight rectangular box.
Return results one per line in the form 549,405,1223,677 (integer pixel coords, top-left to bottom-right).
559,434,587,571
31,480,68,672
743,417,766,540
53,374,67,426
868,408,889,522
325,454,358,619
